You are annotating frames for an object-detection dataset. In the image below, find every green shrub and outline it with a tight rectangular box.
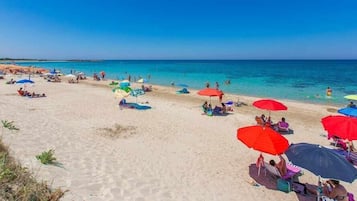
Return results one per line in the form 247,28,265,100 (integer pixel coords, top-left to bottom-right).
0,140,65,200
1,120,19,131
0,153,16,181
36,149,56,165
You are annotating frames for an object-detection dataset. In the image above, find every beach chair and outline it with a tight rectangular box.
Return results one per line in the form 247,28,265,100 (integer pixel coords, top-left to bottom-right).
264,162,301,180
347,152,357,166
264,161,302,192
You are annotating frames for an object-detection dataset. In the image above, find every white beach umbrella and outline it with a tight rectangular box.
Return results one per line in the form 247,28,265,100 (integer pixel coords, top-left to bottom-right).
65,74,76,78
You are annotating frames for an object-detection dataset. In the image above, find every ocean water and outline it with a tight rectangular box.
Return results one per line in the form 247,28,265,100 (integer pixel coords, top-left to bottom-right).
12,60,357,106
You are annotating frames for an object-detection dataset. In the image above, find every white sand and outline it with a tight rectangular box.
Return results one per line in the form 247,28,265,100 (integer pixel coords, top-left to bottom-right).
0,74,356,201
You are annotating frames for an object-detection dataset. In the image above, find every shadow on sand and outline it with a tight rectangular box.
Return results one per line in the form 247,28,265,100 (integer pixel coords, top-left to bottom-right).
248,164,317,201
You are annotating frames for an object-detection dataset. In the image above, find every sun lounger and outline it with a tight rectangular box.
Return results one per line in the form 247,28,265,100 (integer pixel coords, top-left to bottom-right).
264,161,301,180
176,88,190,94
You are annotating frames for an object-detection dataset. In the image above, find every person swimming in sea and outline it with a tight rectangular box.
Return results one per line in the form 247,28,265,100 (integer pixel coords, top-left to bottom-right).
326,87,332,97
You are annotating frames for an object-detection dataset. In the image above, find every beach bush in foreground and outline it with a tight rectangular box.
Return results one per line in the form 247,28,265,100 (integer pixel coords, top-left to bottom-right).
1,120,19,131
0,122,65,200
36,149,57,165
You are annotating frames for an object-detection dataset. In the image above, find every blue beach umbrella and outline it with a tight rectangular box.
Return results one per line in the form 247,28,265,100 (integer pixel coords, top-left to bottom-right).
16,79,34,84
131,88,145,103
285,143,357,183
338,107,357,117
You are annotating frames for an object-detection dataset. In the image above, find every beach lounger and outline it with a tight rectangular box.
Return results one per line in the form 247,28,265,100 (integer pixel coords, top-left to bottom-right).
264,161,302,193
264,162,301,180
176,88,190,94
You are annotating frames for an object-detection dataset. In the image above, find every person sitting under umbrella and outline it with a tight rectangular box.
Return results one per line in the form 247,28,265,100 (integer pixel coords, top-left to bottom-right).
269,155,287,176
322,180,348,201
347,101,356,108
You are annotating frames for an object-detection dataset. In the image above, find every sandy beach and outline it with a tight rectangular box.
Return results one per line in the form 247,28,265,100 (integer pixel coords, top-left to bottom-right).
0,68,356,201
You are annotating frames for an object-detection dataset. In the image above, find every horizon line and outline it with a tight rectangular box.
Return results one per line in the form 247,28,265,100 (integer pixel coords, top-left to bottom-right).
1,58,357,61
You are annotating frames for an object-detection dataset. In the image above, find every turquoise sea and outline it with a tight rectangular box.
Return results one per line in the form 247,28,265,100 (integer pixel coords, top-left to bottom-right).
9,60,357,106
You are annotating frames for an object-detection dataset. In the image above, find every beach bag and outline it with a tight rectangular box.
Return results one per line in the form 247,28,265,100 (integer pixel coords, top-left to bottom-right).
292,181,307,194
277,178,291,193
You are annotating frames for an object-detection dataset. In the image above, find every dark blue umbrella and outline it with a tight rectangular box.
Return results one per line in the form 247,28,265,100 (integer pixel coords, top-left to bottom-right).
338,107,357,117
285,143,357,183
16,79,34,84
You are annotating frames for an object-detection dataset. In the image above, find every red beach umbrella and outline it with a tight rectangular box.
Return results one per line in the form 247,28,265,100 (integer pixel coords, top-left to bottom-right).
237,125,289,155
197,88,223,96
253,99,287,117
321,115,357,140
253,99,287,111
197,88,223,103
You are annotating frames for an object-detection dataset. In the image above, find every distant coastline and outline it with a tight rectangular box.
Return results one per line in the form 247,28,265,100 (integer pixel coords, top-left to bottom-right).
1,58,357,62
0,58,102,63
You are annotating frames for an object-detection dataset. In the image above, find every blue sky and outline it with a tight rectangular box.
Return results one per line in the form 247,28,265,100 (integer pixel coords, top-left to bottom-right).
1,0,357,59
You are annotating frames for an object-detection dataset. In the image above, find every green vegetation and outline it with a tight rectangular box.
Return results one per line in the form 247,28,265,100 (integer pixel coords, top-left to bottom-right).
0,140,65,200
1,120,20,131
36,149,57,165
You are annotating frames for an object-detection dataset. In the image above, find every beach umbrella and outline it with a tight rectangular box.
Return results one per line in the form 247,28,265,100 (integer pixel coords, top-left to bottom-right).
120,80,130,88
114,89,130,99
64,74,76,78
137,78,147,83
253,99,287,117
197,88,224,103
131,88,145,103
237,125,289,176
285,143,357,183
112,86,131,93
16,79,34,84
16,79,35,90
344,95,357,101
253,99,287,111
237,125,289,155
338,107,357,118
321,115,357,140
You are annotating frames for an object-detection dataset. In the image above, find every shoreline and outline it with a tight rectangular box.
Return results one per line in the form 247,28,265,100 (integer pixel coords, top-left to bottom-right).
0,64,347,108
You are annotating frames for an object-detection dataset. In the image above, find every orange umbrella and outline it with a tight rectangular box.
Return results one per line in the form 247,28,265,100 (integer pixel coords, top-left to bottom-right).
197,88,223,103
237,125,289,155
